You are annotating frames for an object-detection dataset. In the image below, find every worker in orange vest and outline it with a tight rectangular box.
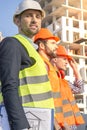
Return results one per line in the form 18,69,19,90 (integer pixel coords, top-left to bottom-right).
50,45,85,130
34,28,73,130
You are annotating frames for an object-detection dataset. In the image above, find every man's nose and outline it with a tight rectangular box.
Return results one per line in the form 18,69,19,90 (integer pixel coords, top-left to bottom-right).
66,59,68,64
31,15,37,21
55,44,58,48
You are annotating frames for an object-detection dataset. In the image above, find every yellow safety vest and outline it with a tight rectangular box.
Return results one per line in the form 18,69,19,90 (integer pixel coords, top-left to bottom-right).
8,34,54,109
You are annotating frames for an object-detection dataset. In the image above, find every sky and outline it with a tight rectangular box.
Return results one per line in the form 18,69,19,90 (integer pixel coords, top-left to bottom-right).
0,0,22,37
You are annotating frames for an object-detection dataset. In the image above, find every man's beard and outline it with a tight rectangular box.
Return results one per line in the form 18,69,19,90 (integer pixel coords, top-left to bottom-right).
47,51,57,58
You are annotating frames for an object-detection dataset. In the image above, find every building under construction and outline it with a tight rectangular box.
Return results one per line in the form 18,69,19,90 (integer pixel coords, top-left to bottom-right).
36,0,87,115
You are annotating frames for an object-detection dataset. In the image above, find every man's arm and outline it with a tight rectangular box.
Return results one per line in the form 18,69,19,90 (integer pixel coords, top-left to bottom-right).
68,79,84,94
69,58,82,80
68,58,84,94
0,37,30,130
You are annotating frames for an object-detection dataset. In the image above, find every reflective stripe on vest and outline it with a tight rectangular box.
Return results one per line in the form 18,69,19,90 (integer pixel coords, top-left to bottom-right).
19,75,48,85
59,79,85,125
13,34,54,109
42,56,84,127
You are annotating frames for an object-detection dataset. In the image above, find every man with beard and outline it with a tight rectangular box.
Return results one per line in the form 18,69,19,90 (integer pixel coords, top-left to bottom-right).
34,31,85,130
34,28,59,60
0,1,54,130
34,28,70,130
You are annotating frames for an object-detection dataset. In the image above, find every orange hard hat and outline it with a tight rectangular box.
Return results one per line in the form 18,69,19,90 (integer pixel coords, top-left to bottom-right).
34,28,60,43
56,45,72,60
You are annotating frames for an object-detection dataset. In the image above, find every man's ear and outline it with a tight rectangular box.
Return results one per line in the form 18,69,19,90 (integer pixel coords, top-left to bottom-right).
39,43,45,50
53,58,57,63
14,17,21,27
51,58,56,64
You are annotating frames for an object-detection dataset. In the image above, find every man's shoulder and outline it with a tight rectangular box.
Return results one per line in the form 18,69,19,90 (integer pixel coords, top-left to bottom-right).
0,36,22,48
1,36,19,43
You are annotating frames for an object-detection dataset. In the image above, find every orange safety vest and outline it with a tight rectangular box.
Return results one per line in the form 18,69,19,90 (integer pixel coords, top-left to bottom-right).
41,56,85,127
59,78,84,125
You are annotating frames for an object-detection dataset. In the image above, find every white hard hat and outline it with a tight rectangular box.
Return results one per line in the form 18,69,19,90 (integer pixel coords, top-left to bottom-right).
13,0,45,23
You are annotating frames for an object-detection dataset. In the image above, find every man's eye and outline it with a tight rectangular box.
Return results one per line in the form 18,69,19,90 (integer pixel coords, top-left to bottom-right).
36,15,42,19
26,14,31,17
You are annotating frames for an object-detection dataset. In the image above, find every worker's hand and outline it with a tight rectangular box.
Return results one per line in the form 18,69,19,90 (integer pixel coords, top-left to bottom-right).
68,58,78,71
68,58,82,80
